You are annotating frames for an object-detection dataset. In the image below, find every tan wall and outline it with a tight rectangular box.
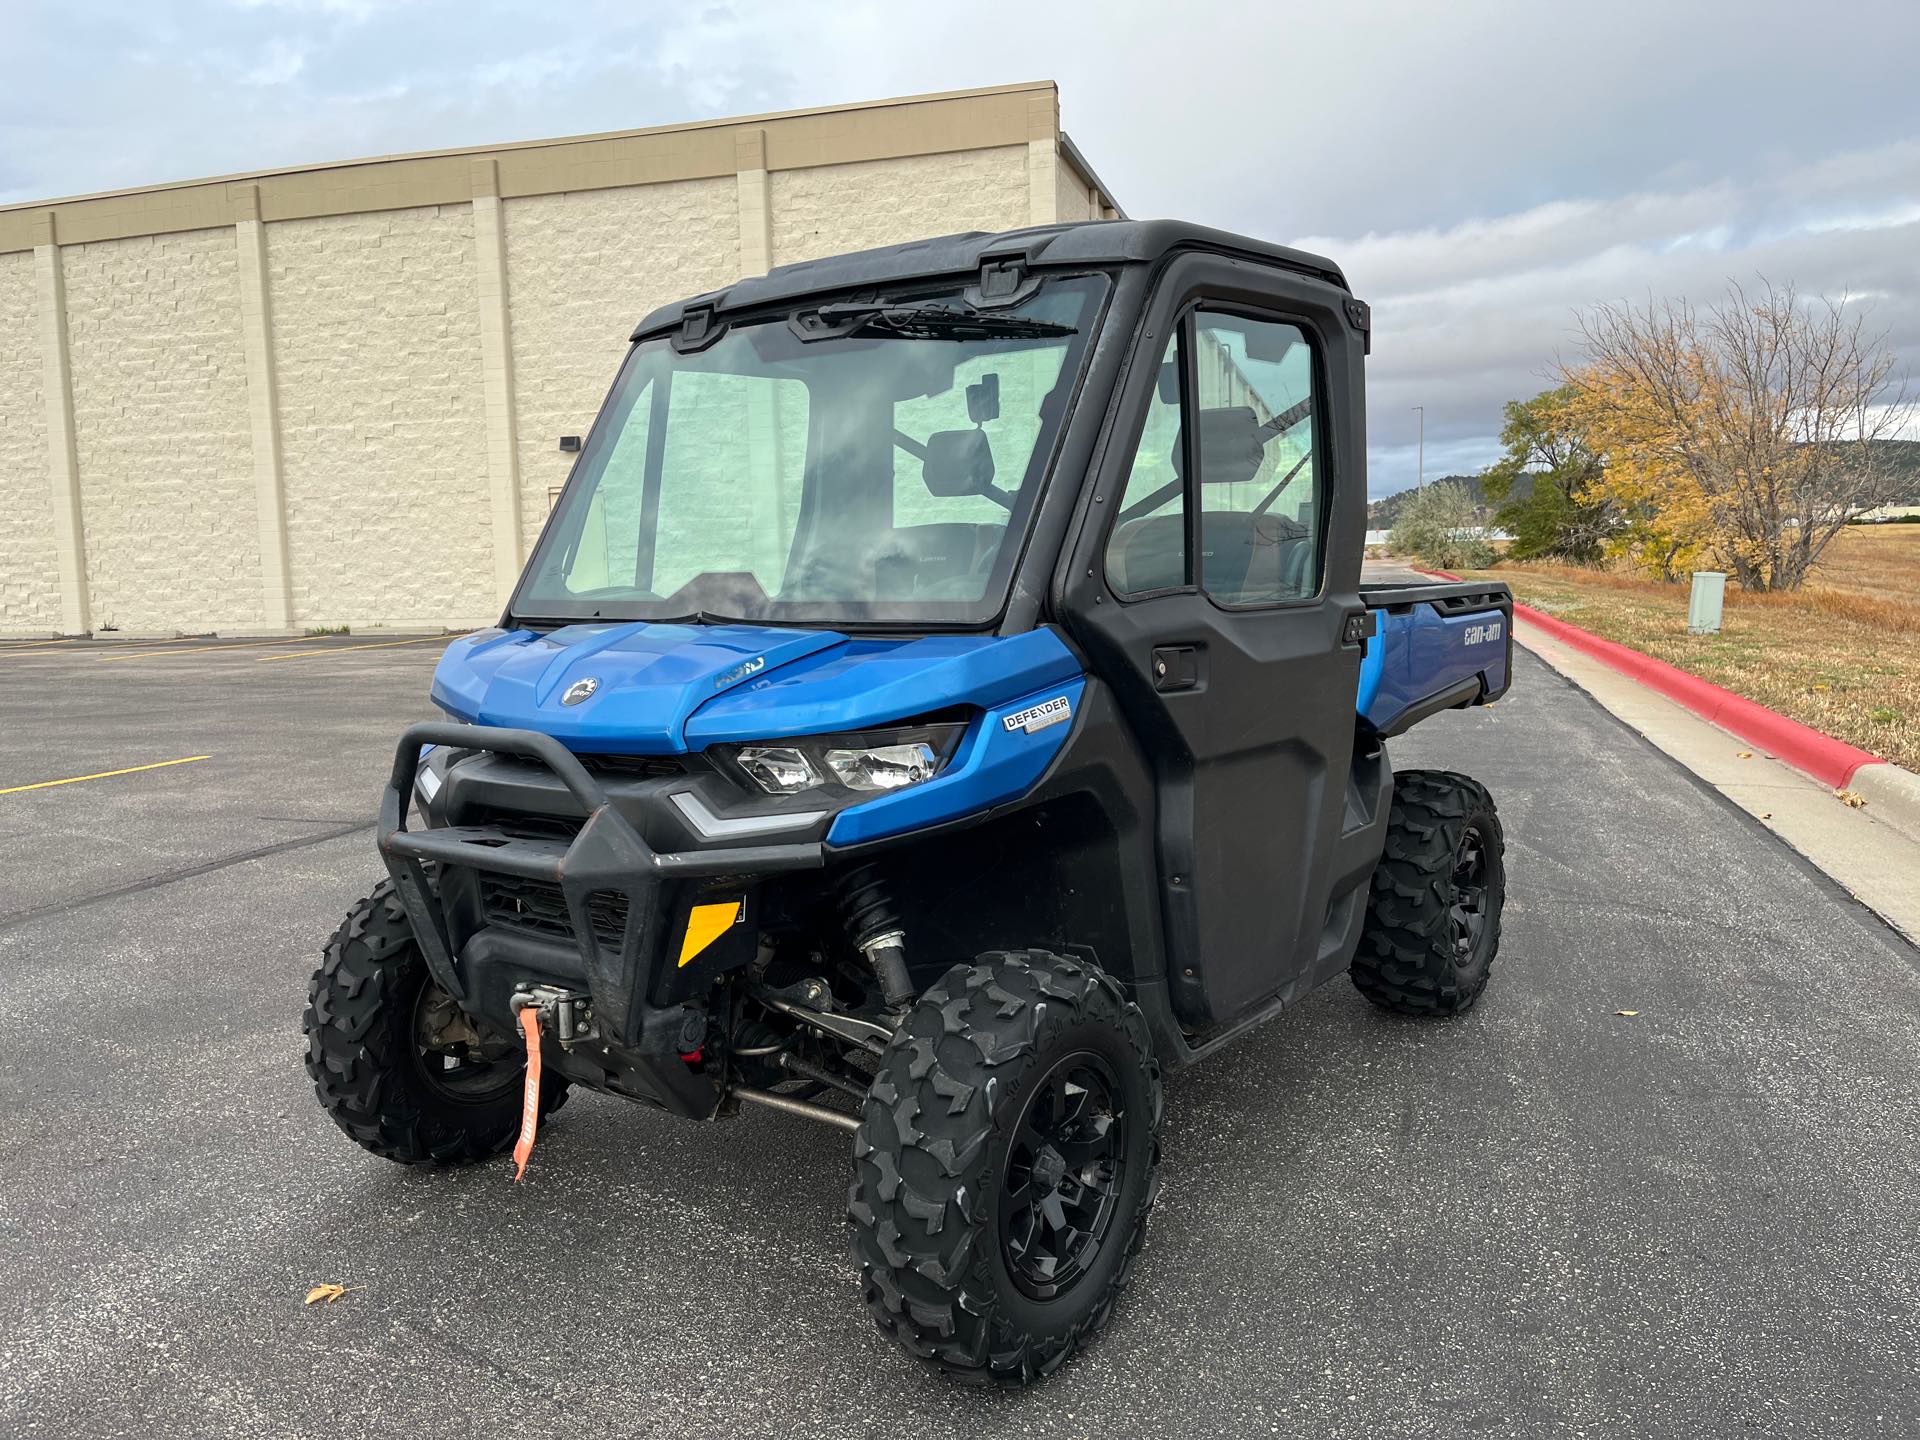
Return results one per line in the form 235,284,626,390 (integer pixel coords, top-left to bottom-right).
0,83,1118,634
1056,165,1095,223
0,251,57,629
769,147,1030,266
62,228,260,631
269,205,495,628
502,177,739,552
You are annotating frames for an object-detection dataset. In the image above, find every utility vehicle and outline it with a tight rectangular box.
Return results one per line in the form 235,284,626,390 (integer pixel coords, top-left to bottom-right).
304,219,1514,1385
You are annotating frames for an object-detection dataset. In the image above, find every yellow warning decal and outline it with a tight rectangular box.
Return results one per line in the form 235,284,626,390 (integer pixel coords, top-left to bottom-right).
677,900,743,967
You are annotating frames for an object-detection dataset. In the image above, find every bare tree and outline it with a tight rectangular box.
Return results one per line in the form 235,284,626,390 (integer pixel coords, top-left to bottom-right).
1569,280,1914,590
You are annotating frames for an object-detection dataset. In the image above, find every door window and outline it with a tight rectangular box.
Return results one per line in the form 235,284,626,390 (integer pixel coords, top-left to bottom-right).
1103,334,1187,595
1191,312,1321,605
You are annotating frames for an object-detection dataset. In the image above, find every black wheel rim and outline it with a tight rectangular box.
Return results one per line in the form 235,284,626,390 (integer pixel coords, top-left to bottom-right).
1450,823,1491,966
411,985,525,1103
998,1051,1129,1301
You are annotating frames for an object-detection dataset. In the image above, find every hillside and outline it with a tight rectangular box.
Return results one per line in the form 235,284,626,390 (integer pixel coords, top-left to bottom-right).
1367,476,1496,528
1368,439,1920,529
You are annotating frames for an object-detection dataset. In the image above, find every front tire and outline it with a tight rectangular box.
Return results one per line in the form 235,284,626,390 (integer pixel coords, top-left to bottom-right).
1351,768,1506,1016
303,878,567,1166
848,950,1162,1386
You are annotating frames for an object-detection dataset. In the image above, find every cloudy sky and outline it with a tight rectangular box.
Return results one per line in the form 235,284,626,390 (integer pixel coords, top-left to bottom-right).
6,0,1919,497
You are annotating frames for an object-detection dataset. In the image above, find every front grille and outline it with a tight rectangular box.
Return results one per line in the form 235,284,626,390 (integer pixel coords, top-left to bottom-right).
576,753,691,781
480,873,629,948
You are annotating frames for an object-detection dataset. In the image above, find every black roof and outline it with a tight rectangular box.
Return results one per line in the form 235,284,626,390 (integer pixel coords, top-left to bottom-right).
630,219,1348,340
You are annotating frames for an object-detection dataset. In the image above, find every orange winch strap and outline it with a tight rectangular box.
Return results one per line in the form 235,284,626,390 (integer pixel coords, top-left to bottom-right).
511,1006,543,1183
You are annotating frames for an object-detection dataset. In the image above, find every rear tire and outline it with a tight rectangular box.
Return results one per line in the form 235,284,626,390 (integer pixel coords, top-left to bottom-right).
848,950,1162,1386
303,878,567,1166
1351,769,1505,1017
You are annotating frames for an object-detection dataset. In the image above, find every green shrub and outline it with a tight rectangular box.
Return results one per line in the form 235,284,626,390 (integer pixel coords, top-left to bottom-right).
1392,481,1496,570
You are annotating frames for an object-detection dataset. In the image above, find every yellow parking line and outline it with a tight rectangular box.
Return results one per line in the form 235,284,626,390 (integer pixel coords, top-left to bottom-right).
1,635,206,657
97,635,326,663
256,634,460,663
0,755,211,796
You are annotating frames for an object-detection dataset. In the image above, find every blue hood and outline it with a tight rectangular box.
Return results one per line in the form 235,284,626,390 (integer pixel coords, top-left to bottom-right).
431,623,1082,753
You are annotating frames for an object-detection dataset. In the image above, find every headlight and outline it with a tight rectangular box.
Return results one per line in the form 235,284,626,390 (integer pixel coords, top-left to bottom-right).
735,745,816,794
724,724,963,797
823,742,938,791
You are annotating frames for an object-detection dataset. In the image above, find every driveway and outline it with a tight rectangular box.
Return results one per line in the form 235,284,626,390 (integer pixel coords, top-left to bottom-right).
0,637,1914,1438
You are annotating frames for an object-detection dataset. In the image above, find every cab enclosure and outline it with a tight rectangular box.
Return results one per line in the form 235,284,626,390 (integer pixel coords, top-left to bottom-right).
377,221,1511,1114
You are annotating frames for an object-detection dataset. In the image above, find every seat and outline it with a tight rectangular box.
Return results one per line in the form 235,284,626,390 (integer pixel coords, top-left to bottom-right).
1199,510,1310,602
870,522,1005,599
1108,513,1187,594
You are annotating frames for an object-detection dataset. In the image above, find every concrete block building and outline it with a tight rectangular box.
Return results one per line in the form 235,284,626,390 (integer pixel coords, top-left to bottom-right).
0,82,1119,636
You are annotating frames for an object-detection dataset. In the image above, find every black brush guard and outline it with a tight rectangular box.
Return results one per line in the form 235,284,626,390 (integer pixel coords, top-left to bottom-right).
378,721,823,1070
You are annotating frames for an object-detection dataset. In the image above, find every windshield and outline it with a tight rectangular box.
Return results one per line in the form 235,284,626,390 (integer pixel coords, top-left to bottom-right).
513,275,1108,626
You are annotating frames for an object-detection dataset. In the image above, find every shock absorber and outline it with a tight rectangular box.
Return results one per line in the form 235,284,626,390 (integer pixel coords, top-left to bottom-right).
834,862,914,1011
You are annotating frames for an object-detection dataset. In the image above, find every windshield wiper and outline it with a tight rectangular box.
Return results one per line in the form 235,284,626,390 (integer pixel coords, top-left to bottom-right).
803,301,1076,342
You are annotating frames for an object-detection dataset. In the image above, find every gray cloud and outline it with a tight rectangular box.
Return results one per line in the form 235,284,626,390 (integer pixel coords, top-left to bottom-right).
7,0,1919,497
1328,139,1920,493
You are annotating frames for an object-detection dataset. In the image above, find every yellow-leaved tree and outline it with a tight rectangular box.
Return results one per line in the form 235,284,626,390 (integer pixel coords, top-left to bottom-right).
1561,356,1717,580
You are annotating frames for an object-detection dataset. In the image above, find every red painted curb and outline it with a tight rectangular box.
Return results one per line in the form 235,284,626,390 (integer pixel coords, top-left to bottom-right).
1407,567,1882,788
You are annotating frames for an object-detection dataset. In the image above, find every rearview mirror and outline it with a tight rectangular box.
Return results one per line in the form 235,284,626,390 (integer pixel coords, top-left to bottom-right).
1196,407,1265,485
967,372,1000,423
1243,326,1299,364
922,429,996,497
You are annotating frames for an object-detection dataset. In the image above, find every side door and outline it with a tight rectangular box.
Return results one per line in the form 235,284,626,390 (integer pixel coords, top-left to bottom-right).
1058,257,1371,1029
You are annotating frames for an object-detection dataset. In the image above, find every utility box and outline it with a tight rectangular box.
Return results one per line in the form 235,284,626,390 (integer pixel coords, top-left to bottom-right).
1688,571,1727,634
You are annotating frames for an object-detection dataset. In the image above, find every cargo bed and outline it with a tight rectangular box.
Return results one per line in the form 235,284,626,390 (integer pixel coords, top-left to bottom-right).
1355,580,1513,736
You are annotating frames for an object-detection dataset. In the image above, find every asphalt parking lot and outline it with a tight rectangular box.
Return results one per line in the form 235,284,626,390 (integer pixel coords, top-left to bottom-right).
1,633,1916,1439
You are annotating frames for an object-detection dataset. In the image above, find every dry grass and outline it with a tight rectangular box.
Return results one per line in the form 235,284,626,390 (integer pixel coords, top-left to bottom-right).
1465,526,1920,770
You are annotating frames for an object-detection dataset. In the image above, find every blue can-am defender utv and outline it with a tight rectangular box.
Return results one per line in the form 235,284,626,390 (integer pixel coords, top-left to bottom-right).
304,219,1514,1385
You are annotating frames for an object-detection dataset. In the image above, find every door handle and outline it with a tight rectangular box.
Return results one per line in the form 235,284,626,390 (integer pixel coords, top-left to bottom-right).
1151,645,1201,692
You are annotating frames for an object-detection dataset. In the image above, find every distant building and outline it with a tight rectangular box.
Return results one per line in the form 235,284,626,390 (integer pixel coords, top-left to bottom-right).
0,82,1119,634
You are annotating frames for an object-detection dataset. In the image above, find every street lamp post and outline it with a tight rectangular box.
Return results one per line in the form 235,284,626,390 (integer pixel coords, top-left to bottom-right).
1412,406,1424,492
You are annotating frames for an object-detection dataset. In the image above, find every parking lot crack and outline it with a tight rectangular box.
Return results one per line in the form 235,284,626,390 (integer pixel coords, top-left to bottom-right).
0,820,374,931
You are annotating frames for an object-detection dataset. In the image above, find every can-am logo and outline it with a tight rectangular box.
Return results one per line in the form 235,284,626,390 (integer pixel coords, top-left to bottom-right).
1003,695,1073,735
714,655,766,688
1463,621,1503,647
561,676,600,706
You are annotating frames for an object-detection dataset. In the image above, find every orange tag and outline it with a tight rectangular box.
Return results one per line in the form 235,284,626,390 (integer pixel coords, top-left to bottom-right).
511,1006,542,1183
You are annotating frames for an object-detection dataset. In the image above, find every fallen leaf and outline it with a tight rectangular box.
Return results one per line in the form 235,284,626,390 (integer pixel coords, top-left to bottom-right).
1760,812,1772,820
1834,789,1867,808
1812,683,1831,692
304,1284,347,1307
1736,751,1754,760
1615,1010,1640,1017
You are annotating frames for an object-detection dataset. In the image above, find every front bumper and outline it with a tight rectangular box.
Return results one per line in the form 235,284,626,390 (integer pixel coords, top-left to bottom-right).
378,721,824,1116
